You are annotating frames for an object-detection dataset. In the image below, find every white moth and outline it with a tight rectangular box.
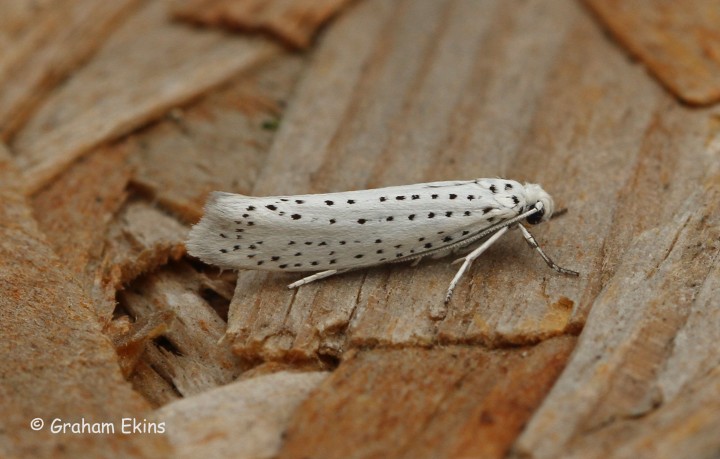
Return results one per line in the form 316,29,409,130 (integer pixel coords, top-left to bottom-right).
186,179,578,302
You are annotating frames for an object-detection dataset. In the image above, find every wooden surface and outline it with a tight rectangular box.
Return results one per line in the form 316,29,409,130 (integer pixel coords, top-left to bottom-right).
2,0,720,458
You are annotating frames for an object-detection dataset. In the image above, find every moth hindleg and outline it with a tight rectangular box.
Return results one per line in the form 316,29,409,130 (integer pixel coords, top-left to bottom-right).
288,269,349,289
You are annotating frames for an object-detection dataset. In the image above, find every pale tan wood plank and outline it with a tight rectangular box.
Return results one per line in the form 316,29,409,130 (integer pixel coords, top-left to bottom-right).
0,0,142,140
172,0,354,49
597,367,720,459
153,371,328,459
11,0,279,195
585,0,720,105
278,338,574,459
0,144,172,458
514,157,720,458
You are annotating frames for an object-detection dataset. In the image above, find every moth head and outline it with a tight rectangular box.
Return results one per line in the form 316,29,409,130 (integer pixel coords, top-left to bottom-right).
523,183,554,225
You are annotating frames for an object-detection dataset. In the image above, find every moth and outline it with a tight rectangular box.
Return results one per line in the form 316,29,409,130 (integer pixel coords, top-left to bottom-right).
186,178,578,302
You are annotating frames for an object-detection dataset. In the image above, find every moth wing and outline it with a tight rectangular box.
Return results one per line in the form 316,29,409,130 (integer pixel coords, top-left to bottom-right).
187,180,527,272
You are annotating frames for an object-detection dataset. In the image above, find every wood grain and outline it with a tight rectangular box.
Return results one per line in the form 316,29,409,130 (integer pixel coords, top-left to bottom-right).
3,0,720,456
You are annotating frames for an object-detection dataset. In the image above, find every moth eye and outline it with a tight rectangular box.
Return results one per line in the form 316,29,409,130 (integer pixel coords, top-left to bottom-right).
526,206,544,225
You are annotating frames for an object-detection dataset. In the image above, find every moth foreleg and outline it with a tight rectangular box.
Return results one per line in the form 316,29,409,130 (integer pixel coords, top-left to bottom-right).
445,227,509,303
518,225,579,276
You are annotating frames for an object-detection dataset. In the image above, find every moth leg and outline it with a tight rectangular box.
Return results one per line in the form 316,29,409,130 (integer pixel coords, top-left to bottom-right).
445,227,509,303
411,257,423,267
287,269,347,289
518,225,579,276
